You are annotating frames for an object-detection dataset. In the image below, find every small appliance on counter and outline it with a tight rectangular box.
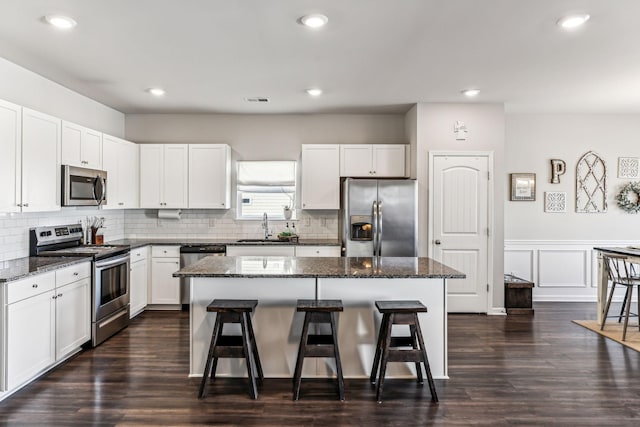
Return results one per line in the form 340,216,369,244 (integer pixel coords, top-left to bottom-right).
30,224,130,346
340,178,418,257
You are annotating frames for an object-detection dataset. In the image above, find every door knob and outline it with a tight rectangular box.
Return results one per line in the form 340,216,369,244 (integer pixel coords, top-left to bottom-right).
434,240,441,245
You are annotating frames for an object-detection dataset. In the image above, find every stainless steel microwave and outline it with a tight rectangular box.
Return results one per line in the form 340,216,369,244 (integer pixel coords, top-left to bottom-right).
62,165,107,206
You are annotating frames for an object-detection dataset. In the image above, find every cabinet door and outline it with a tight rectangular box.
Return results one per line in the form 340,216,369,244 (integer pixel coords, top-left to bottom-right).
188,144,230,208
372,145,406,177
7,290,56,390
163,144,188,208
226,245,296,256
301,144,340,209
55,278,91,359
0,99,21,213
21,108,61,212
130,257,149,317
101,135,121,209
119,140,139,208
139,144,164,208
150,258,181,304
82,128,103,169
340,145,373,177
61,121,83,167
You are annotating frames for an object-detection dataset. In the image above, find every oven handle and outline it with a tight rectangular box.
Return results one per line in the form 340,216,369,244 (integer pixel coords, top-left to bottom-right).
94,253,130,269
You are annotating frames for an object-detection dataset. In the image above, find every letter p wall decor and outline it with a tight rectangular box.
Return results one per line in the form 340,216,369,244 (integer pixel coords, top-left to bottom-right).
550,159,566,184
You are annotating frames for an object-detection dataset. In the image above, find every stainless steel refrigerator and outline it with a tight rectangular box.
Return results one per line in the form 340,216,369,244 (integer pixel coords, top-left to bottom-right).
341,178,417,257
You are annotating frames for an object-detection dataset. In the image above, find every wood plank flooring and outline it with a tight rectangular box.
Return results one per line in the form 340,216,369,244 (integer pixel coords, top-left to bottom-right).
1,303,639,426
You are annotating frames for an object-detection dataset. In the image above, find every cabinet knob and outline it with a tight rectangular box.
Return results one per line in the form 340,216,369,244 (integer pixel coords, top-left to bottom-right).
119,202,124,206
23,203,29,207
58,293,63,298
435,240,441,245
73,272,79,276
52,295,57,299
32,284,38,288
17,203,22,207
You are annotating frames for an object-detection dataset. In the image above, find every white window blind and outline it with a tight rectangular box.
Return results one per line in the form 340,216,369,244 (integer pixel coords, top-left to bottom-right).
236,161,296,220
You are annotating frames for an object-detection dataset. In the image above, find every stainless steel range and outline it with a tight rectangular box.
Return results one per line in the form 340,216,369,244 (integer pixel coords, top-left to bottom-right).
30,224,130,347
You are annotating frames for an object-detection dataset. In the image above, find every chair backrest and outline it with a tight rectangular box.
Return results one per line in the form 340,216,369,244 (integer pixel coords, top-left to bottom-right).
603,254,637,285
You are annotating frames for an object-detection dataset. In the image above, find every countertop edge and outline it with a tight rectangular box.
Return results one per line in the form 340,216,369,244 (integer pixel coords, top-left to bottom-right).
0,257,91,283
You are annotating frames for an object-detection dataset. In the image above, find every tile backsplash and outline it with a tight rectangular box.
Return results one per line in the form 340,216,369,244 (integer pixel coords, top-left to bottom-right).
0,208,338,262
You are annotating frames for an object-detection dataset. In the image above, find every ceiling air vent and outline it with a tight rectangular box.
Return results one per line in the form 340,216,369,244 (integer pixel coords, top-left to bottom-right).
245,97,270,103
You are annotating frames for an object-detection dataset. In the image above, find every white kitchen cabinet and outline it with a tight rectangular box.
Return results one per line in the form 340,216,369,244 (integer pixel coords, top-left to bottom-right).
226,245,296,256
20,108,62,212
130,246,149,317
339,144,407,178
140,144,188,208
55,277,91,359
295,246,341,257
0,99,21,213
150,246,181,306
301,144,340,210
102,134,139,209
188,144,231,208
61,121,102,169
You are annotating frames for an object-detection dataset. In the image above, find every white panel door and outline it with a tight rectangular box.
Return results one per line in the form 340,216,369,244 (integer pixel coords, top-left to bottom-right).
150,258,181,304
432,155,489,313
163,144,188,208
0,99,21,213
55,278,91,359
21,108,61,212
372,145,406,177
119,140,139,208
61,121,83,166
101,135,121,209
188,144,230,208
301,144,340,209
340,145,373,177
139,144,164,208
82,128,103,169
130,256,148,317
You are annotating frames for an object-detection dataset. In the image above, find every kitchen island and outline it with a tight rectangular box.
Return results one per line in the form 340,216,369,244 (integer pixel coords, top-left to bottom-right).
174,256,464,380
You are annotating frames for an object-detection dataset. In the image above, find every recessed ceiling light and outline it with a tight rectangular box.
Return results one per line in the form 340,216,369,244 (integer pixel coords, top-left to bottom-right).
299,14,328,28
44,14,77,29
461,89,480,97
147,88,166,97
557,14,590,29
306,88,323,97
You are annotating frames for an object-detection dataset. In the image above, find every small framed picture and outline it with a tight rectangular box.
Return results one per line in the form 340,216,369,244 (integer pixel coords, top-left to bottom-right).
510,173,536,201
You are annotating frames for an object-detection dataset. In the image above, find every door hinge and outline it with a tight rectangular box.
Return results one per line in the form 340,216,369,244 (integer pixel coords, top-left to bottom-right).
487,171,490,180
487,283,490,292
486,227,490,237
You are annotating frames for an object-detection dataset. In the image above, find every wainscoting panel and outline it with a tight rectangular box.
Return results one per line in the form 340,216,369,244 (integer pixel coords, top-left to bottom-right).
504,240,636,302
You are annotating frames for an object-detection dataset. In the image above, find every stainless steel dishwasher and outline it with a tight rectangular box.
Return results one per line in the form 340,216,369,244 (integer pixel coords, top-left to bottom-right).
180,244,226,307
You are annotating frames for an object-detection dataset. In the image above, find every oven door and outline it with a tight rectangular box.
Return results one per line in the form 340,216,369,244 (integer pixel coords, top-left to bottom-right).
94,253,130,322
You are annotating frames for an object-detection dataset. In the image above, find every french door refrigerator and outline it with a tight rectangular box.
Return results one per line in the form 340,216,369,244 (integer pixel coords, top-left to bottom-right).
341,178,417,257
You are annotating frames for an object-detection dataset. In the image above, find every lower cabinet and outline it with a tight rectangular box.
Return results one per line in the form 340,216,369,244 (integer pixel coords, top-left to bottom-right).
226,245,296,256
129,246,149,317
55,277,91,359
150,246,181,306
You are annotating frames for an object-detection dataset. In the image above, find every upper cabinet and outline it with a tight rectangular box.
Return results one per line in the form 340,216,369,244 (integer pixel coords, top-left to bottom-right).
102,135,139,209
61,121,102,169
188,144,231,209
21,108,61,212
140,144,188,208
301,144,340,210
0,99,22,213
339,144,407,178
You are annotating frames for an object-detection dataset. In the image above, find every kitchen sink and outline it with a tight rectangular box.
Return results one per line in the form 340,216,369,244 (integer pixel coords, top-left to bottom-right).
236,239,282,243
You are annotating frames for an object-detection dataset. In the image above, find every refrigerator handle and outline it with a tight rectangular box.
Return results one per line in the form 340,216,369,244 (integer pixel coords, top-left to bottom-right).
378,200,383,256
372,200,378,257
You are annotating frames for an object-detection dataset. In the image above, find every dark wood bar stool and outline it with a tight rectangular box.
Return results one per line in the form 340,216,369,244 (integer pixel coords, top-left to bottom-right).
293,299,345,401
370,300,438,403
198,299,263,399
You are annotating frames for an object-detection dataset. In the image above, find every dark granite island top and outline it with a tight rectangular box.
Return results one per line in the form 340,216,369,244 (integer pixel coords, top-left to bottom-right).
174,256,465,279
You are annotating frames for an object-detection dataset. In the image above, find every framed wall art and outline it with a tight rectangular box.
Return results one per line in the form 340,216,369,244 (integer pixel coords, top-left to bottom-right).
510,173,536,201
545,192,567,213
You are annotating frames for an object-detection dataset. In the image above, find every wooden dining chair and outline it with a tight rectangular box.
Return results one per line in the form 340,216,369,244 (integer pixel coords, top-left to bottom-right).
601,254,640,341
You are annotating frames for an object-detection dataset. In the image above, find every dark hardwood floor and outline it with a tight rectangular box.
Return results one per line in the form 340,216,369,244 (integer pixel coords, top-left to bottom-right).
1,303,639,426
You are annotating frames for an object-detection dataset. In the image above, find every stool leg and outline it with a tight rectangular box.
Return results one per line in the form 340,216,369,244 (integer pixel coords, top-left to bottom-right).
376,313,394,403
414,313,438,403
410,324,424,384
199,313,222,398
600,282,617,331
293,312,311,400
618,286,629,323
622,286,633,341
240,313,259,399
370,314,388,384
246,314,264,382
330,312,345,401
637,285,640,332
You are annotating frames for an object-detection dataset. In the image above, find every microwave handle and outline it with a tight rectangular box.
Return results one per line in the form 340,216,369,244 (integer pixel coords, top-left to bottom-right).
94,176,106,206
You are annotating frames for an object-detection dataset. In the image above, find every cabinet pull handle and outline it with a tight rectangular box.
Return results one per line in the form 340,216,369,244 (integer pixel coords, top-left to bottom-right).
52,295,57,299
32,284,38,288
58,293,63,298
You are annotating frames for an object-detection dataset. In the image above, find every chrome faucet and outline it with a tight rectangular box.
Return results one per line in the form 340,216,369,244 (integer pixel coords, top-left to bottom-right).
262,212,271,240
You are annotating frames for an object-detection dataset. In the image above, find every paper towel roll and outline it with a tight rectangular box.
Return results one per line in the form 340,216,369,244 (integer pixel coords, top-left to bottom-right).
157,209,182,219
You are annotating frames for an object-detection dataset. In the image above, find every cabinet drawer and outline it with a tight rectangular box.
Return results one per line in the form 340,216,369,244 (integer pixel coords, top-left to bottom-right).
295,246,341,257
131,246,149,262
55,262,91,285
152,246,180,258
7,271,56,304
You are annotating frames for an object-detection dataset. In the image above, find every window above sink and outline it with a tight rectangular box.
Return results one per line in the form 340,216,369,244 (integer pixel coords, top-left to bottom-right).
236,161,296,220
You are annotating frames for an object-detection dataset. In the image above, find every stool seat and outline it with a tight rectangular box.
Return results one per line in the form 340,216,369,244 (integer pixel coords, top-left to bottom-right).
370,300,438,403
293,299,345,401
199,299,263,400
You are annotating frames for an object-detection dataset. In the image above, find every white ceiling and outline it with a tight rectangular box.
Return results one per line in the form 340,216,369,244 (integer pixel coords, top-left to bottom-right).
1,0,638,115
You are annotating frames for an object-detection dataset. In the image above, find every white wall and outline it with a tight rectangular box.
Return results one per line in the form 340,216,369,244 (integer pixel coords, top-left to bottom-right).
0,57,124,136
412,103,506,311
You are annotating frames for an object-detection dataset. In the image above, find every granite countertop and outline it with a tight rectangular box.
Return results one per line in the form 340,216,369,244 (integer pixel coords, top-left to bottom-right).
107,238,340,249
594,246,640,257
173,256,465,279
0,256,91,283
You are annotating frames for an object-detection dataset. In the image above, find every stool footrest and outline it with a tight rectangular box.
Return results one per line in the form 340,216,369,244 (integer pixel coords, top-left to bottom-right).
307,334,335,346
390,336,415,348
387,349,424,363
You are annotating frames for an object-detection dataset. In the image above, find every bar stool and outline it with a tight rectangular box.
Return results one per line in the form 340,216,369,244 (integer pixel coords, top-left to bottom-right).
370,300,438,403
601,255,640,341
293,299,345,401
198,299,263,399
